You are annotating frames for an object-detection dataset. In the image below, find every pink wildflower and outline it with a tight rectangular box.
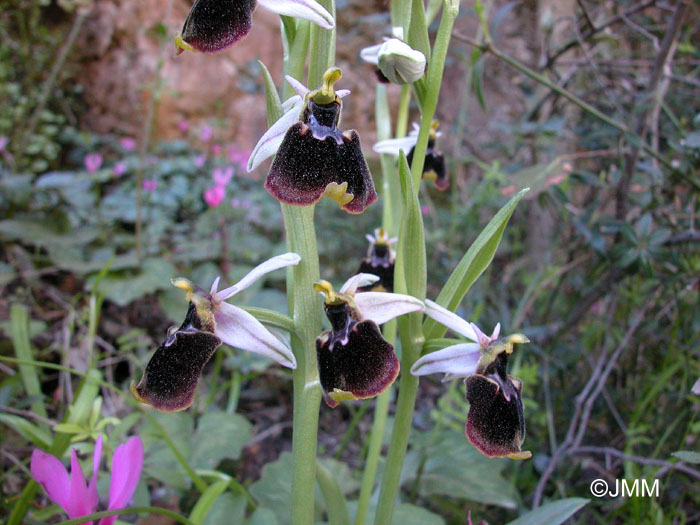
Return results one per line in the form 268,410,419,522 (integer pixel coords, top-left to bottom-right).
200,125,213,143
30,435,144,525
0,136,8,151
84,153,103,174
178,120,190,133
228,145,251,169
142,178,158,192
113,161,127,177
420,204,430,216
204,185,226,208
211,144,223,156
119,138,136,151
194,155,207,168
212,166,234,186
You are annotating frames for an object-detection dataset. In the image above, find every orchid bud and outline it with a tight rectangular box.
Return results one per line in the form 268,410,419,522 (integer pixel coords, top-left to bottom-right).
377,39,426,85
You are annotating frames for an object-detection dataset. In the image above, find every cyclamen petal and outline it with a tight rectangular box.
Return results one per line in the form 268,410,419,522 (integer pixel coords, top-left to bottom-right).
424,299,478,341
410,342,481,377
353,291,424,325
215,301,297,368
216,252,301,301
88,435,103,513
248,96,304,172
67,450,93,520
30,450,72,511
258,0,334,29
101,437,144,525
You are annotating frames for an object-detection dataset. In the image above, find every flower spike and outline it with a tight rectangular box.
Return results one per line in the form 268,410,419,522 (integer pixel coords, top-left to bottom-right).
314,276,423,407
355,228,398,292
257,68,378,214
132,254,299,412
412,301,531,460
176,0,334,55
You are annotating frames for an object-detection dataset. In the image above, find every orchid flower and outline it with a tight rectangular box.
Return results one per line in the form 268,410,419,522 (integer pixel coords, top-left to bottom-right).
314,273,424,407
30,435,144,525
249,68,377,214
131,253,300,412
175,0,334,55
360,37,426,85
373,121,448,190
355,228,398,293
412,300,531,460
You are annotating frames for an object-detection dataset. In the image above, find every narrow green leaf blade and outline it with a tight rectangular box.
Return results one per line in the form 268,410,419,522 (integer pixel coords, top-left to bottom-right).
259,60,284,124
672,451,700,464
506,498,589,525
316,460,351,525
189,480,230,524
11,304,48,420
408,0,431,63
423,188,528,340
397,151,426,300
0,414,52,448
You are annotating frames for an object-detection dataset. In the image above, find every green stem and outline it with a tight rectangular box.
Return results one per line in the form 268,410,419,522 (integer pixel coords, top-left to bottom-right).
410,1,459,192
283,204,322,525
395,85,412,139
226,370,242,414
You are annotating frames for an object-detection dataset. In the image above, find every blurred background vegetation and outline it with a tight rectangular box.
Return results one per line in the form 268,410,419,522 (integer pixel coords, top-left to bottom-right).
1,0,699,524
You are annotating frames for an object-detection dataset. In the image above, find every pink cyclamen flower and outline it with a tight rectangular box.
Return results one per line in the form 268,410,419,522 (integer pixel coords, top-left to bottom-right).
200,125,213,143
420,204,430,216
31,435,144,525
119,138,136,151
212,166,234,187
0,136,8,151
142,178,158,192
113,161,127,177
84,153,103,174
194,155,207,168
228,145,251,169
211,144,223,156
178,120,190,133
231,198,253,210
204,185,226,208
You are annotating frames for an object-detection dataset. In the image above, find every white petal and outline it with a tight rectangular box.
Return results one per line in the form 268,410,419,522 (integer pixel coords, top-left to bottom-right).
258,0,335,30
215,302,297,369
360,43,382,65
354,292,424,325
491,322,501,340
692,378,700,396
284,75,309,98
391,26,404,40
336,89,351,99
247,96,304,172
372,135,418,156
470,322,491,347
410,343,481,377
424,299,478,341
216,253,301,301
210,276,221,295
365,233,376,244
340,273,380,295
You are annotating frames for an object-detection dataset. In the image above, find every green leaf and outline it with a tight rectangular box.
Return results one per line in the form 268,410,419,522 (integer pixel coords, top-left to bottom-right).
189,480,230,524
506,498,589,525
672,451,700,464
91,258,177,307
10,304,48,419
203,492,247,525
0,414,52,448
408,0,431,63
53,423,85,435
392,503,444,525
402,430,519,509
260,60,284,125
316,460,351,525
396,151,426,300
249,452,294,525
246,508,279,525
423,188,528,340
189,412,253,470
67,370,102,426
470,50,487,111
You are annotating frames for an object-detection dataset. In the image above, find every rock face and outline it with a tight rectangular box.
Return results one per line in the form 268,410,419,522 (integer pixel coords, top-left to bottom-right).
73,0,543,163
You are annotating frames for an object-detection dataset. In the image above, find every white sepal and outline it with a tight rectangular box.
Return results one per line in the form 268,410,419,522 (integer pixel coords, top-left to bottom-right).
257,0,335,30
340,273,380,295
248,96,304,172
214,302,297,369
424,299,478,341
377,38,426,84
373,134,418,156
216,253,301,301
285,75,310,99
360,43,383,65
410,342,481,377
354,291,424,325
